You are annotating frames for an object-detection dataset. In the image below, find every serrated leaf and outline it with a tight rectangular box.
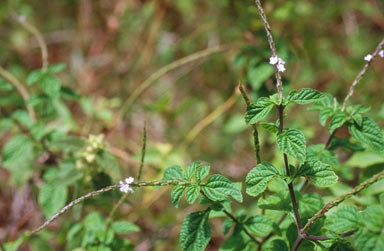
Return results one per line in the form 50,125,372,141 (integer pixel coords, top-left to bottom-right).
180,210,211,251
186,185,200,204
163,165,185,181
348,117,384,152
287,88,325,104
244,215,274,236
297,161,338,187
361,205,384,232
329,111,348,133
319,107,334,126
111,221,140,234
195,165,210,182
298,193,324,218
185,162,200,181
38,183,67,218
258,190,292,211
245,162,279,197
171,185,186,208
202,174,242,202
245,97,274,124
355,228,384,251
325,206,360,234
261,122,279,134
220,223,250,251
327,240,354,251
306,144,339,166
277,128,306,162
40,75,61,99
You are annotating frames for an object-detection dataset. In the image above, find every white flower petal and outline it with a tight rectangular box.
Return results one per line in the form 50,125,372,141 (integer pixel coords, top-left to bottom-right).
269,56,278,65
364,54,373,62
379,50,384,58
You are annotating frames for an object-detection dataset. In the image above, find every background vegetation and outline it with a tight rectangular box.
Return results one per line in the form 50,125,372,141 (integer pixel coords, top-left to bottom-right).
0,0,384,250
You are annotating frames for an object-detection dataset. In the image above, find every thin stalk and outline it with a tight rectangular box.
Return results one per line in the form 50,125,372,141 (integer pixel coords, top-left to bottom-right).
239,84,261,164
302,170,384,233
254,0,283,99
13,14,48,71
30,180,189,235
137,122,147,181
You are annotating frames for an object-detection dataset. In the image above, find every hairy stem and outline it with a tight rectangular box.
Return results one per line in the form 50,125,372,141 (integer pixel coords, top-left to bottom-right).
254,0,283,99
30,180,189,234
302,170,384,232
239,84,261,164
341,37,384,111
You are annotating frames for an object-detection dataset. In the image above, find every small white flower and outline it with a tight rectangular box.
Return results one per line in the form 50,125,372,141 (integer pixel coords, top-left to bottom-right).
119,177,135,194
269,55,286,72
364,54,373,62
269,56,279,65
277,63,286,72
379,50,384,58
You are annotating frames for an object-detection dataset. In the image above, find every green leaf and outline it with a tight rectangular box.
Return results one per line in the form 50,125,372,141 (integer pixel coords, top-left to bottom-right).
261,121,279,134
326,240,354,251
180,210,211,251
111,221,140,234
329,111,348,133
361,205,384,232
27,69,45,85
163,165,185,181
186,185,200,204
258,190,292,211
47,63,66,73
355,228,384,251
202,174,243,202
271,239,289,251
306,144,339,166
277,128,306,162
319,107,334,126
171,185,186,208
195,165,210,182
245,97,274,124
297,161,338,187
348,117,384,152
95,150,121,178
287,88,325,104
185,162,200,181
220,223,251,251
298,193,324,218
38,183,68,218
325,206,360,234
0,77,13,91
245,162,279,197
40,75,61,99
244,215,274,236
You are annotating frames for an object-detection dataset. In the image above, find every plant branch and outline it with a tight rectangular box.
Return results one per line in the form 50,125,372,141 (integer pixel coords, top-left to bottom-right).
302,170,384,232
0,66,36,122
239,84,261,164
341,37,384,111
13,14,48,71
121,45,229,115
254,0,283,99
137,122,147,181
30,180,188,234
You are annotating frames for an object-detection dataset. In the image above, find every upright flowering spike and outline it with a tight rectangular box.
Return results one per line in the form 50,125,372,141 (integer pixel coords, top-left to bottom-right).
120,176,135,193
